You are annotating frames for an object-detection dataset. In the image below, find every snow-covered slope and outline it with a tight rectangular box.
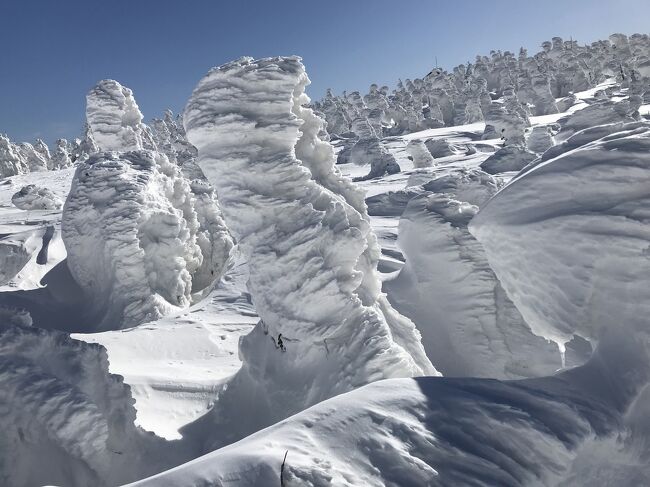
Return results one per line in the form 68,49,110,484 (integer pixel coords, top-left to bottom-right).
128,331,649,487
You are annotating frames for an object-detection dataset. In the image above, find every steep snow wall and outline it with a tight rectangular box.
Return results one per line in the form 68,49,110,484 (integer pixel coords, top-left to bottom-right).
184,56,434,436
470,122,650,350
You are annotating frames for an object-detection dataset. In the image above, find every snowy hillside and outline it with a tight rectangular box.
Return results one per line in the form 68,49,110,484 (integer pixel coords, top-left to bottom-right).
1,31,650,486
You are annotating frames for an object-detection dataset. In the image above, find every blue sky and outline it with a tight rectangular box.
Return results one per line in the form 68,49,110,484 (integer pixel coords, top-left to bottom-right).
1,0,649,144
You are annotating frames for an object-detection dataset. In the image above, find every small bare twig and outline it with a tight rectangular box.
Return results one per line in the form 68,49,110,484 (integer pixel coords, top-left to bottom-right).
280,450,288,486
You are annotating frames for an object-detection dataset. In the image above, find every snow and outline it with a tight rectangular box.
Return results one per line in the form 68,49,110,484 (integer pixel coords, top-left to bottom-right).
1,31,650,487
184,56,435,442
128,330,649,487
470,121,650,350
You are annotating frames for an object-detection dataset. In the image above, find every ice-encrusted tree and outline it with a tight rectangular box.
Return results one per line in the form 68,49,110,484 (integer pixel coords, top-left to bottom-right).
61,80,233,331
184,56,435,437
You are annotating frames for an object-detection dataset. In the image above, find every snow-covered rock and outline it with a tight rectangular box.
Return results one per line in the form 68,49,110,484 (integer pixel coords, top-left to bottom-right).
0,134,27,178
11,184,62,210
184,56,434,438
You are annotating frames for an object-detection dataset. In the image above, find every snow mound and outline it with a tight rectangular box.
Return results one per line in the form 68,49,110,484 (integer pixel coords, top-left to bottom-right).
555,95,642,141
184,56,434,437
11,184,62,210
470,122,650,349
386,170,561,378
128,331,649,487
480,144,537,174
62,150,232,331
86,80,156,152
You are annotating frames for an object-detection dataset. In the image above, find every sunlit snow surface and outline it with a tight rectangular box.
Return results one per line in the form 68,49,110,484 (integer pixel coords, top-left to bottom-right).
1,80,650,485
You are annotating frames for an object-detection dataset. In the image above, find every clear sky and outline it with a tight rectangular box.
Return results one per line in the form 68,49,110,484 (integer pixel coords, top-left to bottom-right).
1,0,649,144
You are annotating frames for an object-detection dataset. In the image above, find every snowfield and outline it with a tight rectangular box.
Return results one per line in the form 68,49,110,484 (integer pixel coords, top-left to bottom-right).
1,31,650,487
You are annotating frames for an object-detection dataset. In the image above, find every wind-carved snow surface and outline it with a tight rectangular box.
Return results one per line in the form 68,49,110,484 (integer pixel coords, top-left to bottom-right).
184,56,435,441
470,121,650,351
130,331,649,487
61,80,233,331
386,169,562,378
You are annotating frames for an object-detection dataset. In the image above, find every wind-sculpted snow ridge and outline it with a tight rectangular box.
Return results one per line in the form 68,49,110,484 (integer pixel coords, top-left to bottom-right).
62,149,233,331
313,33,650,139
0,320,182,487
11,184,62,210
86,79,157,152
386,169,562,378
184,56,435,441
128,331,650,487
470,122,650,351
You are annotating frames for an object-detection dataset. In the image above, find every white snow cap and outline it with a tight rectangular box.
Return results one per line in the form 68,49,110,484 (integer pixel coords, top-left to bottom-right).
86,79,155,152
184,56,434,430
471,122,650,349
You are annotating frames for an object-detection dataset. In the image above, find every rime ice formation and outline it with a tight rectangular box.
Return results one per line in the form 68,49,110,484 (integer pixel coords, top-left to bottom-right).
526,124,558,154
49,139,73,169
62,150,231,331
348,116,400,180
471,122,650,350
11,184,62,210
0,321,179,487
61,80,233,331
184,56,434,434
86,80,156,152
17,143,49,172
0,134,28,177
405,138,434,168
150,110,198,166
315,33,650,139
385,169,561,378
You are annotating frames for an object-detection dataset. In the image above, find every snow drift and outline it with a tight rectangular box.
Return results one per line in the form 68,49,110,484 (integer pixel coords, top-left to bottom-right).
470,122,650,351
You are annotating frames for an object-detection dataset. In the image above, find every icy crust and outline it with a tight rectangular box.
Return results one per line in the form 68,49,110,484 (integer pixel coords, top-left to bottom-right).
470,123,650,349
0,322,178,487
128,332,649,487
386,170,561,378
11,184,62,210
62,150,233,331
86,80,156,152
184,56,434,430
